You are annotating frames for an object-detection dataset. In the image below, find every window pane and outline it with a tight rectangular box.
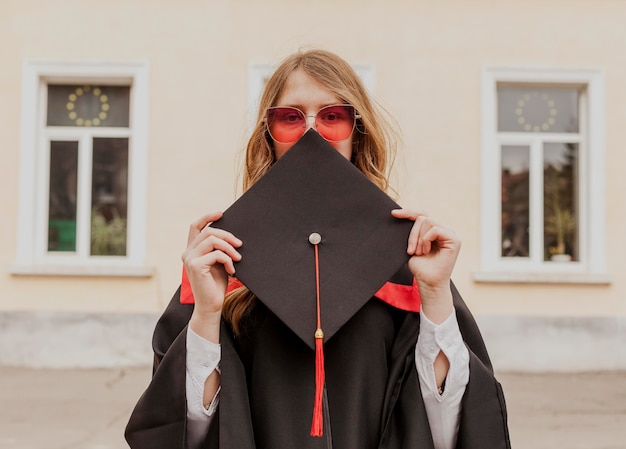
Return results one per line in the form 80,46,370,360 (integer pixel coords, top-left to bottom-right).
501,145,530,257
497,86,579,133
48,141,78,252
544,143,579,262
91,138,129,256
47,85,130,127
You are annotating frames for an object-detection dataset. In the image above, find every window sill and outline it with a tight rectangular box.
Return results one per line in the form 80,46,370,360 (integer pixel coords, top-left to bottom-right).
472,271,612,285
9,264,154,277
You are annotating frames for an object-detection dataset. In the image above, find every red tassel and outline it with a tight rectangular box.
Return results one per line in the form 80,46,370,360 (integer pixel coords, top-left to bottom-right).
309,235,325,437
311,329,325,436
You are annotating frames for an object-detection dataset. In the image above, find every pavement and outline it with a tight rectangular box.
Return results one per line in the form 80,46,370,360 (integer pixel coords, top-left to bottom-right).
1,366,625,449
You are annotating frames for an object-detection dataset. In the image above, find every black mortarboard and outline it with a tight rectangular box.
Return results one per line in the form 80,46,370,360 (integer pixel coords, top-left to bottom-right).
213,130,413,348
189,129,415,436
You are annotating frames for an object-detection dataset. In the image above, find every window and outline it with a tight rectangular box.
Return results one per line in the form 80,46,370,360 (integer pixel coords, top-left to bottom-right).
12,62,151,276
477,67,608,283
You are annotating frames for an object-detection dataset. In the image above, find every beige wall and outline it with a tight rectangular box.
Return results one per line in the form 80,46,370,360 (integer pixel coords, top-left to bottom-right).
2,0,626,368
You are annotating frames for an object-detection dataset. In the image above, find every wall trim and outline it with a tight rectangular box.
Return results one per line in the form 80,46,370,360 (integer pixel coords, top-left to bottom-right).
1,311,624,371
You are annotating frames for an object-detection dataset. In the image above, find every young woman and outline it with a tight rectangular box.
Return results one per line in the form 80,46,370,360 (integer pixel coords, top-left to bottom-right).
125,49,510,449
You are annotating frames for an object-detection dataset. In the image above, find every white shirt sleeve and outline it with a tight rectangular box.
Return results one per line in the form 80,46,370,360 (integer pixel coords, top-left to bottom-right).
415,309,470,449
185,327,221,449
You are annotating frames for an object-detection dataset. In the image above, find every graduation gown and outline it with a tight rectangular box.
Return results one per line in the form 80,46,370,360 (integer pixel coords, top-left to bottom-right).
125,277,511,449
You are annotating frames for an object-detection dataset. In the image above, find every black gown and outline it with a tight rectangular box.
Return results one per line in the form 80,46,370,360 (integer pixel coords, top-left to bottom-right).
125,277,511,449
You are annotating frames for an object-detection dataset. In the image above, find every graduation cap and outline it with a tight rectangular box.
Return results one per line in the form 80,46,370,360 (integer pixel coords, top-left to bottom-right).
183,130,416,436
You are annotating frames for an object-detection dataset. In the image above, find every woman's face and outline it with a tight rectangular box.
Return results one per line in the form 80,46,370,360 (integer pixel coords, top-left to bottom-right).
271,69,353,161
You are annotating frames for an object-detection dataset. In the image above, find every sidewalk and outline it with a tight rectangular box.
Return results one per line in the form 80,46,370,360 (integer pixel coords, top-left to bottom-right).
1,366,625,449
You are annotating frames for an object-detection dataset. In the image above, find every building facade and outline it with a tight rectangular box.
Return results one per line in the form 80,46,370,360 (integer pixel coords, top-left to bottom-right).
1,0,625,371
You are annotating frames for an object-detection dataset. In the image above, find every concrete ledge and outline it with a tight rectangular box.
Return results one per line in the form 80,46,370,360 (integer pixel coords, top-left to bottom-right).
1,311,625,371
477,315,626,372
0,311,158,368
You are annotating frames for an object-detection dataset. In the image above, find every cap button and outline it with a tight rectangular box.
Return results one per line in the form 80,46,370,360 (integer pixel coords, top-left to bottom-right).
308,232,322,245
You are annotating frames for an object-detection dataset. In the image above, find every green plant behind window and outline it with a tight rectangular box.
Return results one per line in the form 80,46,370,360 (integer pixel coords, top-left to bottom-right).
91,208,127,256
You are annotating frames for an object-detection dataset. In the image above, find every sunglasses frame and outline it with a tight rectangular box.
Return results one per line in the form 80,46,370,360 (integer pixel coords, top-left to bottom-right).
263,104,361,144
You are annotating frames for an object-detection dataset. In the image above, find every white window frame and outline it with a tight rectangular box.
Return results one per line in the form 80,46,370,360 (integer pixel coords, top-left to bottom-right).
11,61,152,277
476,67,610,284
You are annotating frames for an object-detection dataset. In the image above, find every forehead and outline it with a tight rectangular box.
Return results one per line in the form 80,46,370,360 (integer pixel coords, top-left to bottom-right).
276,69,341,109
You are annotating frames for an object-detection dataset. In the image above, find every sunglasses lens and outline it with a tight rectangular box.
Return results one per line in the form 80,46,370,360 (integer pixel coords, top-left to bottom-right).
266,108,306,143
315,105,356,142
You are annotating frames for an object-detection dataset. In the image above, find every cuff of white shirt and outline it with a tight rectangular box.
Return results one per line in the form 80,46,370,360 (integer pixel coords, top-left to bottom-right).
416,308,469,402
186,327,221,417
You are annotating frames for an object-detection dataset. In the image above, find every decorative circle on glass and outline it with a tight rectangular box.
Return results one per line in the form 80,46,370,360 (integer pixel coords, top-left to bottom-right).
66,86,109,127
515,92,558,133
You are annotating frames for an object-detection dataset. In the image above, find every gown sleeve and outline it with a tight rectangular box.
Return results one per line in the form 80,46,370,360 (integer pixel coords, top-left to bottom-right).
450,283,511,448
125,286,246,449
125,287,200,449
379,281,510,449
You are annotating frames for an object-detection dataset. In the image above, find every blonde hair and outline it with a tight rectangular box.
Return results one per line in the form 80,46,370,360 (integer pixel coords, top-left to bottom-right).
224,49,399,334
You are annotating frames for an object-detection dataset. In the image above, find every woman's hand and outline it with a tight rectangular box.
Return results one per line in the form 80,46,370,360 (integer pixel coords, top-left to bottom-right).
391,209,461,324
182,211,242,342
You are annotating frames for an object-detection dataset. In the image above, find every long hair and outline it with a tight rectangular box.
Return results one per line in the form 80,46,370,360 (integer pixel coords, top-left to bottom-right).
223,49,399,335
